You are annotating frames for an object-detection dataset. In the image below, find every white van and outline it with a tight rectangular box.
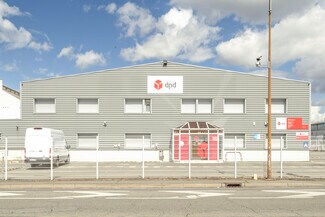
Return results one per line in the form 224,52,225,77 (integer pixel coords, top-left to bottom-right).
24,127,70,167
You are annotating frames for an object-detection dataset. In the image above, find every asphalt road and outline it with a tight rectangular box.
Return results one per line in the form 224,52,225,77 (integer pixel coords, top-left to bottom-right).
0,188,324,217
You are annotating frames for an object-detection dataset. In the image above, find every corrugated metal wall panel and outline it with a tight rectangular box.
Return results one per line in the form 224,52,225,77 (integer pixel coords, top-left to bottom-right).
1,62,310,151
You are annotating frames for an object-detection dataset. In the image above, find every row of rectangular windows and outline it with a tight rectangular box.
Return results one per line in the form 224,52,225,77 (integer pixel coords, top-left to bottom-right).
76,133,287,150
33,98,287,114
311,123,325,131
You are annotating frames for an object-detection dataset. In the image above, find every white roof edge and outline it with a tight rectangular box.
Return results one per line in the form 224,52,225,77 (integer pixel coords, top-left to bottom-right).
21,60,310,84
22,61,163,84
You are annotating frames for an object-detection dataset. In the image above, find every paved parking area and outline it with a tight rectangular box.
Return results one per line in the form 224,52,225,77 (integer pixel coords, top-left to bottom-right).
1,151,324,180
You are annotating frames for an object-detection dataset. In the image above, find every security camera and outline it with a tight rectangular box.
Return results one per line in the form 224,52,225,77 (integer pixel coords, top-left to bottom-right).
103,121,107,127
256,56,262,67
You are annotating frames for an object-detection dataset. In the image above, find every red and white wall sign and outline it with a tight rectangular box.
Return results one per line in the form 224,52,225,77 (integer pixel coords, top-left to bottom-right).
296,132,309,140
276,117,309,130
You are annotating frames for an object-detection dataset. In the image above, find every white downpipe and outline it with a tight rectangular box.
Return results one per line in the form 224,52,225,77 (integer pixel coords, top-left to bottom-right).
96,135,99,180
142,135,145,179
234,136,237,179
50,138,53,181
280,136,283,179
5,137,8,181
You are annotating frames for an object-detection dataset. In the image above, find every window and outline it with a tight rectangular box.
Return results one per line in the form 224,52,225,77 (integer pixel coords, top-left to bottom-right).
77,133,98,149
125,99,151,113
125,134,151,149
224,134,246,149
181,99,212,114
197,99,212,113
77,99,98,113
224,99,245,113
265,99,286,114
34,98,55,113
318,123,325,130
181,99,196,113
311,124,317,131
265,134,286,149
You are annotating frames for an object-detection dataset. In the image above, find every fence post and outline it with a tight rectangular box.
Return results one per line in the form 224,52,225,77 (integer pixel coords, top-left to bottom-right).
96,135,99,180
5,137,8,181
189,137,191,180
50,139,53,181
280,136,284,179
142,135,145,179
234,136,237,179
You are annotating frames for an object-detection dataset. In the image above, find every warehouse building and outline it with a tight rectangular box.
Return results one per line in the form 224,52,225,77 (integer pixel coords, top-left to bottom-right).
311,122,325,140
0,61,311,162
0,80,20,120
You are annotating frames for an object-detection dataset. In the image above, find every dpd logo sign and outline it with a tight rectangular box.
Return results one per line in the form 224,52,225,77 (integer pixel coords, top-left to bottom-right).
148,76,183,94
154,80,163,90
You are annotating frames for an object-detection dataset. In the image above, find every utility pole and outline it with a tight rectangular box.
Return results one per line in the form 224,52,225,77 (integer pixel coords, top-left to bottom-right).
267,0,272,179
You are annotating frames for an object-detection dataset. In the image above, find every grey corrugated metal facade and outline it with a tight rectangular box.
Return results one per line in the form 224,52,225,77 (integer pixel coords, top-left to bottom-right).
0,61,310,160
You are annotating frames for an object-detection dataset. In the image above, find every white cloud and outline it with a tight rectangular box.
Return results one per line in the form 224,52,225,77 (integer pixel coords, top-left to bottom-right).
57,46,75,59
0,0,23,17
58,46,106,69
28,41,52,52
311,106,325,123
116,2,156,37
83,4,91,13
215,5,325,93
75,50,106,69
0,16,32,49
33,68,48,74
0,1,52,52
170,0,324,25
216,28,265,68
120,7,219,62
33,68,61,78
105,3,117,14
2,62,18,72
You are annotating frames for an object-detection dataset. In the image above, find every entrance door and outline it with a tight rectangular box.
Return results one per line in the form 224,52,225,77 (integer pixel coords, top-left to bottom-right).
180,134,189,160
209,134,218,160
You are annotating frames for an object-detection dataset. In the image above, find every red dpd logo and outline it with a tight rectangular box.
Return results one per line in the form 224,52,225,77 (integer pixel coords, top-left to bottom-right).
154,80,163,90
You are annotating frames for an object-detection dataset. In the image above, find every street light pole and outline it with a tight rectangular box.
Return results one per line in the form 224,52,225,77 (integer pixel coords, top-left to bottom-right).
267,0,272,179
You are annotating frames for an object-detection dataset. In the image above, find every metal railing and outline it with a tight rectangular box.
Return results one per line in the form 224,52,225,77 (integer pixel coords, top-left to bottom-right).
1,136,324,181
310,140,325,151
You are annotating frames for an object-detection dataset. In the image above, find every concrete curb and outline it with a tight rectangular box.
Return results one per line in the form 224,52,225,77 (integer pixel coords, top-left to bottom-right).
1,179,325,190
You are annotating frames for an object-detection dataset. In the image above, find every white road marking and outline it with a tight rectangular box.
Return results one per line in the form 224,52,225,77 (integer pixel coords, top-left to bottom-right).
163,190,232,199
0,191,129,200
264,190,325,199
106,196,183,200
230,189,325,200
0,191,24,197
54,191,129,199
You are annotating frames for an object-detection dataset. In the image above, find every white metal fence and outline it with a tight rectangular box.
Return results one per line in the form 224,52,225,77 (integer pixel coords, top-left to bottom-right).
1,136,324,181
310,139,325,151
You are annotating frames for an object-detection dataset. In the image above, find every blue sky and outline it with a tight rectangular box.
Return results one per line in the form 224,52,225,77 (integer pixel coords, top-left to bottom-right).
1,0,325,122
